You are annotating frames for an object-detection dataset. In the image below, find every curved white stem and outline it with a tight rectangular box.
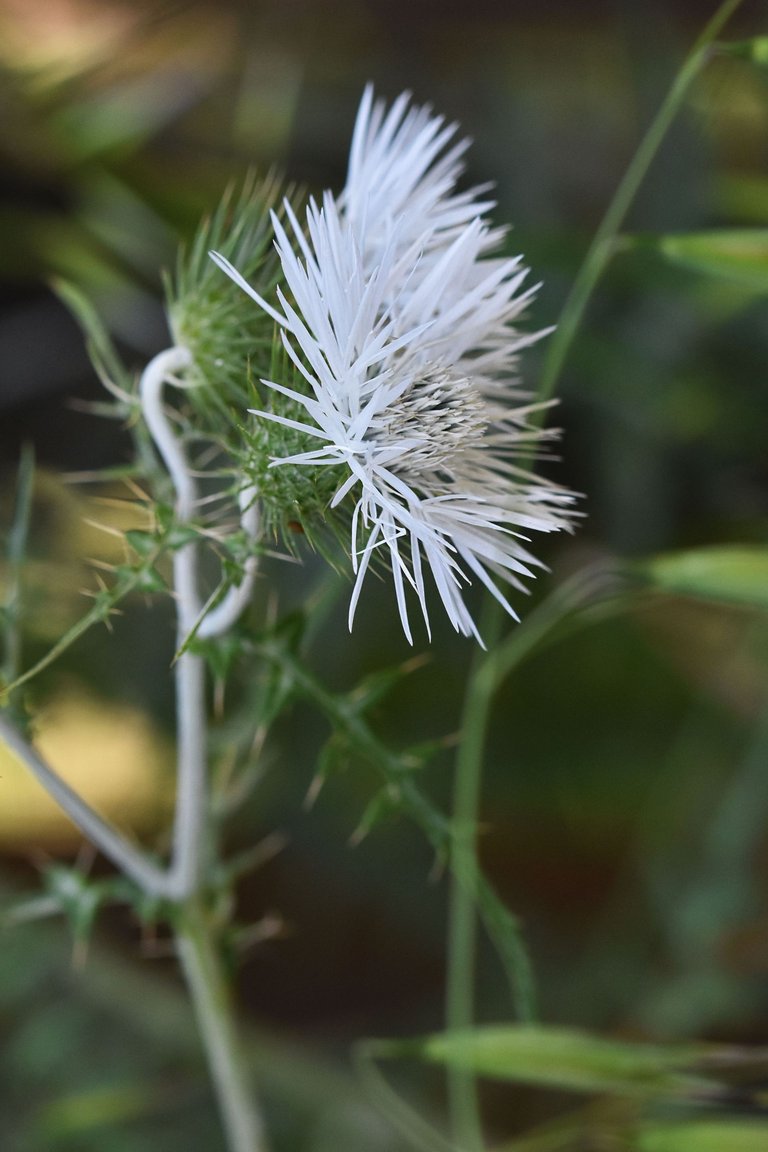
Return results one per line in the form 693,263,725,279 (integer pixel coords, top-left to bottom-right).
141,347,206,900
139,346,196,521
177,905,269,1152
198,487,260,640
141,347,269,1148
139,348,260,898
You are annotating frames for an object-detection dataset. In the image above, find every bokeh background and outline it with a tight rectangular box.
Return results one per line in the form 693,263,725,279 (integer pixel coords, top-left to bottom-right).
2,0,768,1149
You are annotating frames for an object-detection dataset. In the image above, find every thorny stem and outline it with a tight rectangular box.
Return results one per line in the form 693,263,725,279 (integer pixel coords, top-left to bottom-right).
0,346,267,1151
198,486,260,640
176,902,269,1152
140,345,208,901
139,349,261,892
0,444,173,897
140,347,268,1151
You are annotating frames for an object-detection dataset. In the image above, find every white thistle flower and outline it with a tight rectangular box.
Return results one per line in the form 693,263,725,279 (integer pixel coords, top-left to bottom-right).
212,88,577,644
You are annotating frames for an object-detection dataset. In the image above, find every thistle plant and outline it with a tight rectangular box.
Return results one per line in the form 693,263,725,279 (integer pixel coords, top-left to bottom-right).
2,2,764,1148
212,86,577,642
2,83,573,1152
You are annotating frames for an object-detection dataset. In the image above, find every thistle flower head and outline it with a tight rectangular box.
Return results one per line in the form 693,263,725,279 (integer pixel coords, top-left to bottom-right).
212,87,578,643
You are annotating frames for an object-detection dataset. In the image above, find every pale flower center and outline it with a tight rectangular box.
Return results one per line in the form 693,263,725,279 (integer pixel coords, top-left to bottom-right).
377,368,489,480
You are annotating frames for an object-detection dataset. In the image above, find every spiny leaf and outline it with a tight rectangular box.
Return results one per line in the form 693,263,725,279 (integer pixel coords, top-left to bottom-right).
260,643,535,1018
1,544,169,698
41,865,131,945
51,278,134,400
350,787,401,845
349,654,431,714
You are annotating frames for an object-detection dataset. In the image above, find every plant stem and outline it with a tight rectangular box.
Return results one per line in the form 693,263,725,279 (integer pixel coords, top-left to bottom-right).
197,486,260,641
444,603,503,1152
169,535,207,900
139,347,208,901
140,347,268,1149
538,0,745,405
176,902,269,1152
2,444,35,705
0,713,172,896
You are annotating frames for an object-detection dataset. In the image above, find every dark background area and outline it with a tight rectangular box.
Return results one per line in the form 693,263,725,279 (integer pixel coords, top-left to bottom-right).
2,1,768,1149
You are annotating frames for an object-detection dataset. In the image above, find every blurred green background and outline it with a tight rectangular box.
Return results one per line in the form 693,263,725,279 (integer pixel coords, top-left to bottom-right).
2,0,768,1149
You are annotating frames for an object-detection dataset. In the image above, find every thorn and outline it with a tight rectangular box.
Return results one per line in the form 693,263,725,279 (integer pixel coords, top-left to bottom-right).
303,773,325,810
81,516,126,540
348,821,369,848
235,912,288,956
71,934,90,971
75,840,97,876
214,677,226,721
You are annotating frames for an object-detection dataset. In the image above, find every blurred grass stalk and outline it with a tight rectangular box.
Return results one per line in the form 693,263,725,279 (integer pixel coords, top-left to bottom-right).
538,0,746,405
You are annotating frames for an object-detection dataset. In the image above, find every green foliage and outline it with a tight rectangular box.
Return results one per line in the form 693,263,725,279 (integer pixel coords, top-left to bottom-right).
720,36,768,66
401,1025,707,1096
639,1119,768,1152
5,2,768,1148
632,229,768,292
636,546,768,609
255,629,536,1017
52,279,137,407
0,506,174,699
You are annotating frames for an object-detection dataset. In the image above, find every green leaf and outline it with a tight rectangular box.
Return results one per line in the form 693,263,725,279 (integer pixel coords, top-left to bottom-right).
639,1120,768,1152
408,1026,706,1097
635,546,768,609
38,1083,151,1137
718,174,768,226
720,37,768,66
635,230,768,291
124,529,157,559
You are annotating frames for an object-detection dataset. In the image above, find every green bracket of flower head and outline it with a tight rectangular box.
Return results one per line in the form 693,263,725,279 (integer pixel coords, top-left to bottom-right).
164,174,351,555
239,356,348,557
633,546,768,610
164,172,293,442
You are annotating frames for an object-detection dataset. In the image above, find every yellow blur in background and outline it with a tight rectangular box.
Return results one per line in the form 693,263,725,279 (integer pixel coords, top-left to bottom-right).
0,686,172,848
